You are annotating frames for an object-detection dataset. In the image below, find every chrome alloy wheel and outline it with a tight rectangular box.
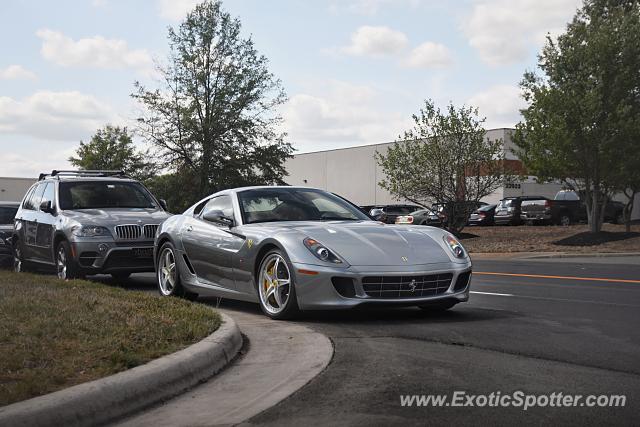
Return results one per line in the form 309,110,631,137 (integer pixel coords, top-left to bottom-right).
57,246,67,280
259,254,292,315
158,247,177,296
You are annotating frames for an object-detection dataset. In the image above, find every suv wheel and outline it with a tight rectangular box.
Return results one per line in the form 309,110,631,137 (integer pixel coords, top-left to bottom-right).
559,214,572,226
56,241,80,280
13,241,26,273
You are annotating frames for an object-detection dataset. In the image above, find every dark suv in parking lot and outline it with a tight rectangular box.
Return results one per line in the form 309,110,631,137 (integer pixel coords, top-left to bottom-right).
494,196,545,225
11,170,171,280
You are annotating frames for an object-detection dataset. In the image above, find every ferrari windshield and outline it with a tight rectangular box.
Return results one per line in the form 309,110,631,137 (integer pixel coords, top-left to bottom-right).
238,188,371,224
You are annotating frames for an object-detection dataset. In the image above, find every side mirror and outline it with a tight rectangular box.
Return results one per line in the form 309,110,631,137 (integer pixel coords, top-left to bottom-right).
40,200,54,214
203,209,234,227
158,199,168,211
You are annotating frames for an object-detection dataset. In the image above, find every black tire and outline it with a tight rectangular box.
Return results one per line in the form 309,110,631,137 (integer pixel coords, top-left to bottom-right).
417,300,457,312
256,249,300,320
558,213,572,226
56,240,81,280
12,239,30,273
614,212,624,225
111,272,131,281
156,242,198,300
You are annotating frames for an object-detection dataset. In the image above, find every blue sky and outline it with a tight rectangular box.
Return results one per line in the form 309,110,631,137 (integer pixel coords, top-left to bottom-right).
0,0,581,177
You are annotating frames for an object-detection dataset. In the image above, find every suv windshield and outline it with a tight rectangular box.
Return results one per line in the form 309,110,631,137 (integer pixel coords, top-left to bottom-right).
0,206,18,224
59,181,157,210
238,188,370,224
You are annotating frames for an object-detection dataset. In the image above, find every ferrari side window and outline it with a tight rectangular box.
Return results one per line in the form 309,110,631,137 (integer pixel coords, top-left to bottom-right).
201,196,234,220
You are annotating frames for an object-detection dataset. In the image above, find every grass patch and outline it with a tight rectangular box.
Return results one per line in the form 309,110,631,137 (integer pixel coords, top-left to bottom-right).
461,223,640,253
0,271,221,407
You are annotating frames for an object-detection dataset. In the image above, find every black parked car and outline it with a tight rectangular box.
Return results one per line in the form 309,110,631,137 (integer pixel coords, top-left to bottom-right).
520,190,624,225
432,201,488,227
0,202,20,266
468,204,497,226
494,196,545,226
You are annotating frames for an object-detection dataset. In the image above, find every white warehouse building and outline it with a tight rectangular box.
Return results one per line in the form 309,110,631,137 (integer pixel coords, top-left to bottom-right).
284,128,640,220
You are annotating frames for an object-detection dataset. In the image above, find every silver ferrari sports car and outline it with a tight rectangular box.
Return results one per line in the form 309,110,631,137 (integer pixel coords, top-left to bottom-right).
154,186,472,319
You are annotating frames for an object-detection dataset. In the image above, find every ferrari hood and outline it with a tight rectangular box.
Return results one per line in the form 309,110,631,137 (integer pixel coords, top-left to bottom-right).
274,221,453,266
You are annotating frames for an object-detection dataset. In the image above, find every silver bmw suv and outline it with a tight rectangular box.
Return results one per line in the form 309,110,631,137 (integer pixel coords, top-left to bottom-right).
11,170,171,280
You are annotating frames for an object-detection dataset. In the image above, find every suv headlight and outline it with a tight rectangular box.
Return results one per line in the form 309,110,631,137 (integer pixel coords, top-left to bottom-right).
72,225,112,238
443,234,466,258
303,238,343,264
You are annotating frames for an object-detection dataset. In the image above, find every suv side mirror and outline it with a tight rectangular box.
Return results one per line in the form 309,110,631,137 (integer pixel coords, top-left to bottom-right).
40,200,54,214
158,199,168,211
203,209,234,227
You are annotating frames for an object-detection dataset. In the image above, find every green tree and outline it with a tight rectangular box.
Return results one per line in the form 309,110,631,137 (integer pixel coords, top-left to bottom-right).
145,168,199,213
514,0,640,233
69,125,156,181
132,0,292,203
376,100,507,234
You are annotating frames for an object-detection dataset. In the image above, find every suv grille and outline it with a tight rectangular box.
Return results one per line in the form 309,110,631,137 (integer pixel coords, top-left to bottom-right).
114,224,159,240
115,225,141,240
143,224,159,239
362,273,453,299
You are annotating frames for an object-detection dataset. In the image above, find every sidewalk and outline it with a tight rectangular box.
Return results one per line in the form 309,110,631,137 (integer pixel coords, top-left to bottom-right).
117,308,333,427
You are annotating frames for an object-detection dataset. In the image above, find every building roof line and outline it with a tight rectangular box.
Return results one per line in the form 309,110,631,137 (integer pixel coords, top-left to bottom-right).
290,127,515,156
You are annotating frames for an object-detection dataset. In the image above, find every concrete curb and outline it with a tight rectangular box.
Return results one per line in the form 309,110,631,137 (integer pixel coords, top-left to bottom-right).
0,312,242,427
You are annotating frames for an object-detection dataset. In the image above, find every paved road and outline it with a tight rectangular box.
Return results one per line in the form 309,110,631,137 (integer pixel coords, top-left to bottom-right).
112,258,640,426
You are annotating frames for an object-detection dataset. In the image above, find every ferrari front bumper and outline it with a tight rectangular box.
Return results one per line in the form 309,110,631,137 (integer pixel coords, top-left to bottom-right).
291,260,472,310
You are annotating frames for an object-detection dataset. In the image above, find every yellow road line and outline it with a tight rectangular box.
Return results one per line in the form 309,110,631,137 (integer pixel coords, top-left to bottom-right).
474,271,640,284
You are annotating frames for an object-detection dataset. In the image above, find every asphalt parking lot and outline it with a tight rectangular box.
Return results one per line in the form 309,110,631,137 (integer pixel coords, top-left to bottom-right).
109,256,640,426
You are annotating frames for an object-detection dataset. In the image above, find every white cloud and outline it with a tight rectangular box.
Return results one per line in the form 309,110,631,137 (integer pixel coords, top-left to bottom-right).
341,26,409,57
0,91,118,141
403,42,453,68
0,150,75,178
36,29,153,73
330,0,423,15
158,0,200,21
464,0,582,65
282,81,411,152
0,65,36,80
91,0,108,7
467,84,526,128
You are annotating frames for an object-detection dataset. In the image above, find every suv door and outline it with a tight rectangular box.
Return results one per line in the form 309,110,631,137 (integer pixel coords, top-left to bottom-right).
181,195,244,289
33,182,57,263
20,183,45,261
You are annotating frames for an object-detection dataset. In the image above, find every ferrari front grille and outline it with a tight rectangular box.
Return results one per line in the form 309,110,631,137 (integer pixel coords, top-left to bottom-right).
362,273,453,299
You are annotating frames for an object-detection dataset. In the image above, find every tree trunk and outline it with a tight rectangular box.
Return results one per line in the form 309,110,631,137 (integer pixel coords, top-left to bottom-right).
589,189,600,233
624,191,636,233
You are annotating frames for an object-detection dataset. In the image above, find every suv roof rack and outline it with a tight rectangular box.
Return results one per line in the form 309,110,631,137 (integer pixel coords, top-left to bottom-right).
38,170,129,181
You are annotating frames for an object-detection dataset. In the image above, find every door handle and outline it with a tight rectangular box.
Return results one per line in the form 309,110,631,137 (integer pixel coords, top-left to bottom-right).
186,225,193,232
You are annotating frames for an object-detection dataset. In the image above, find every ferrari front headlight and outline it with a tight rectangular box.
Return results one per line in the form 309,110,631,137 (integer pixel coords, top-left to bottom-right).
443,234,466,258
303,238,343,264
